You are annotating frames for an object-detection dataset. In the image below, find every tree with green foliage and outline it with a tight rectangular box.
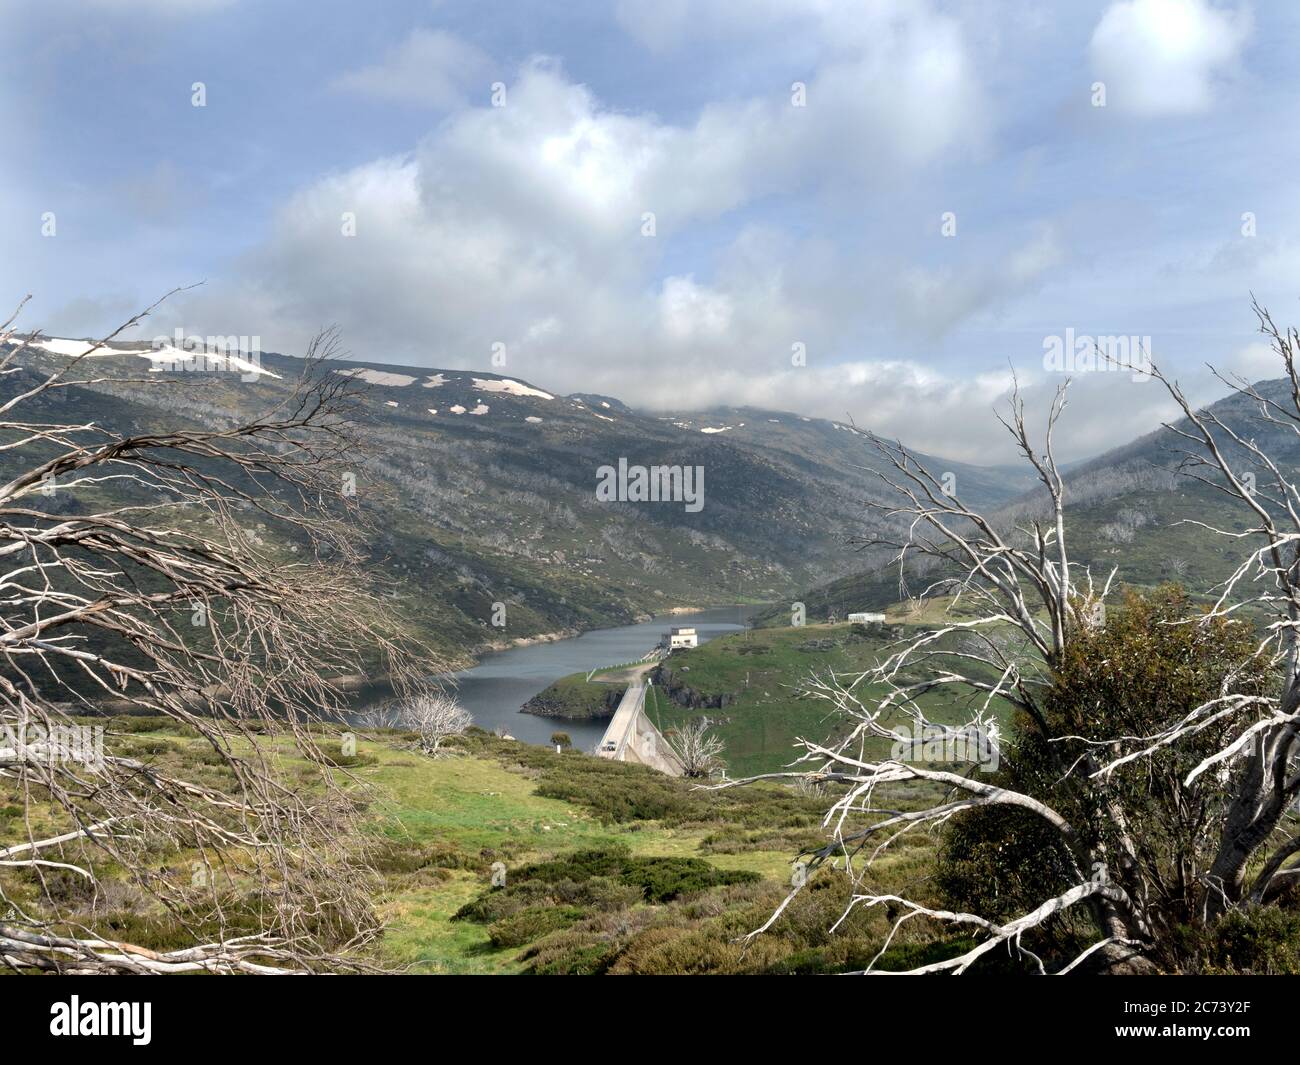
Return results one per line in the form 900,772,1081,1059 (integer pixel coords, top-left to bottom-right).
939,586,1277,970
723,301,1300,973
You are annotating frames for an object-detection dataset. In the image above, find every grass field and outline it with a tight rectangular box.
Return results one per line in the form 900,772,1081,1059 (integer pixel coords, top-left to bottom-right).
359,742,791,971
6,720,905,975
524,618,1015,778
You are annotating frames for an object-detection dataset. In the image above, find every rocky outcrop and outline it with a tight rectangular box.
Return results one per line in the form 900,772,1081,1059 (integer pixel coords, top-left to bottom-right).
649,664,736,710
519,686,622,720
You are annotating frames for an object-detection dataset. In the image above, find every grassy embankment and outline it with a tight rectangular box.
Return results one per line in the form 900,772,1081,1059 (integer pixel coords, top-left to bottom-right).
2,719,978,975
521,612,1014,778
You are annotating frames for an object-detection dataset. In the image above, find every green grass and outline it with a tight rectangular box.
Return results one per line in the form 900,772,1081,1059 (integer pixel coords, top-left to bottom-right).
340,735,809,971
640,621,1013,777
520,618,1017,778
520,672,624,721
1,717,981,975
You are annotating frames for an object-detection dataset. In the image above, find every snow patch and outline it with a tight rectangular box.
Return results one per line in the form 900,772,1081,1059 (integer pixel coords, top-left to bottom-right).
144,346,276,378
385,400,399,407
10,337,152,359
4,336,280,378
700,426,732,434
525,416,543,423
423,374,449,388
472,377,553,400
336,367,417,387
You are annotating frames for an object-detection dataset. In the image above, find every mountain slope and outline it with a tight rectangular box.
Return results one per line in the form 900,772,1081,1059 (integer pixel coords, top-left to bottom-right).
761,376,1290,624
0,335,1040,664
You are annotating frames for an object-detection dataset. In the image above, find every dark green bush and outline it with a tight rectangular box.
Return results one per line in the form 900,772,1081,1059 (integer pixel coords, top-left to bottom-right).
1185,907,1300,974
453,881,556,924
487,905,586,948
619,855,759,902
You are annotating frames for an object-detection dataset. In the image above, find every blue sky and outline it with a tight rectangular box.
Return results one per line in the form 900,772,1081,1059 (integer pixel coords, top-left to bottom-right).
3,0,1298,461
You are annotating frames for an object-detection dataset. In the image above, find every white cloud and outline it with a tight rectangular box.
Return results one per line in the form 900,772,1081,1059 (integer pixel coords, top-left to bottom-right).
174,42,990,345
657,276,734,342
895,227,1065,340
164,31,1036,459
333,28,492,108
1089,0,1252,116
1223,340,1277,383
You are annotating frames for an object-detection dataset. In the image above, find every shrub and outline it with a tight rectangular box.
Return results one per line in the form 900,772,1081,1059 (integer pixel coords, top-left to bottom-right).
487,905,586,948
524,934,621,975
369,839,478,876
1184,907,1300,974
618,856,759,903
452,881,555,924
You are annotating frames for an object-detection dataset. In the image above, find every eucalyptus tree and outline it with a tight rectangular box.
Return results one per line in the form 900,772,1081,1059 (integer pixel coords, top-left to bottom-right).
723,301,1300,973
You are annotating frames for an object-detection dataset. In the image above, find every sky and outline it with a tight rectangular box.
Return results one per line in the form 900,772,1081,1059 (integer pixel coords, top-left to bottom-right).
3,0,1299,464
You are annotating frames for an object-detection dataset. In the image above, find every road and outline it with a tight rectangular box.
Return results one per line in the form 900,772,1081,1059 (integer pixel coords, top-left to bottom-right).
595,662,683,775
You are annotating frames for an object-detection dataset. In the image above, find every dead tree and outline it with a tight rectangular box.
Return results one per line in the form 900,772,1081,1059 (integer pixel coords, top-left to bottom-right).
668,717,726,778
0,295,433,973
717,303,1300,973
400,693,472,755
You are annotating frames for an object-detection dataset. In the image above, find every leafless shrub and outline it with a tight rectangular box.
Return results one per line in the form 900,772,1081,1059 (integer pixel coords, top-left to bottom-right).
1099,521,1135,544
0,293,439,973
398,693,472,755
666,717,726,778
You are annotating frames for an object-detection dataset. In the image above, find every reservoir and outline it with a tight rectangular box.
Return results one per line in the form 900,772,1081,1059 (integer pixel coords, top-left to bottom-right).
447,605,753,748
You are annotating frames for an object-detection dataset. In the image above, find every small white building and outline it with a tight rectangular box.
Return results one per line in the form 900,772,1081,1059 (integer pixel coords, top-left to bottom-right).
847,612,887,625
666,626,698,649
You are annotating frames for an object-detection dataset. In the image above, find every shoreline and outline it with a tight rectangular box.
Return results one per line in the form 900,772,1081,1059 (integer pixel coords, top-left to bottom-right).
462,600,750,667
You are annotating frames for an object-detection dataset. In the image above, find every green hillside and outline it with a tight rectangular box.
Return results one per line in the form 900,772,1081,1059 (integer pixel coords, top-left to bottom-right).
756,378,1292,629
2,719,975,975
1,337,1034,667
523,618,1015,777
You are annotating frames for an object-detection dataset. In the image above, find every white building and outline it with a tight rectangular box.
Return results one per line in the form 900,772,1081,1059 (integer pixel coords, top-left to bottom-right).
847,612,886,624
666,626,698,649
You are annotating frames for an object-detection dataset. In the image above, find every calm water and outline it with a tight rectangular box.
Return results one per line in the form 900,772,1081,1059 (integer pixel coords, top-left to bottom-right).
446,606,754,748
